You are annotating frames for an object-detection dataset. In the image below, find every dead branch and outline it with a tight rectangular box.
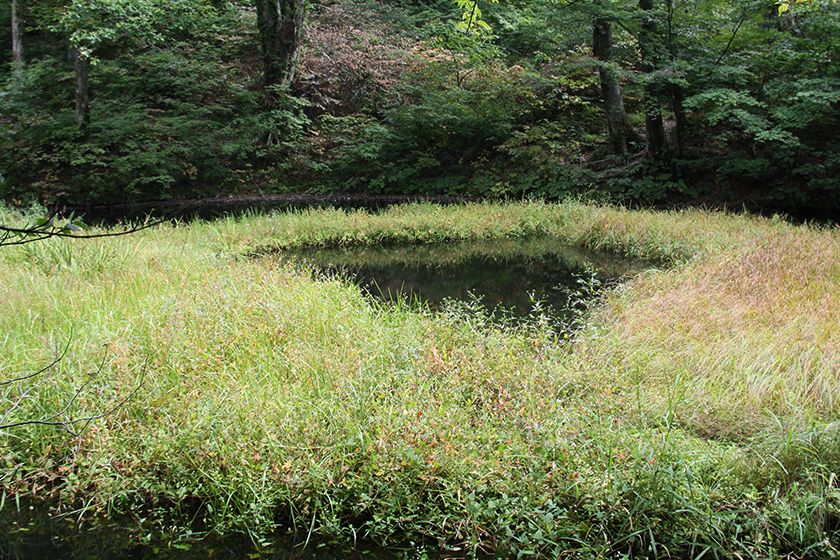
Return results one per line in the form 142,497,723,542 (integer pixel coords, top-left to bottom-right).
0,211,168,248
0,340,146,437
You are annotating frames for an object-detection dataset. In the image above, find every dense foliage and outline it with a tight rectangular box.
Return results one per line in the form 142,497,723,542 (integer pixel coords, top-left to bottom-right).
1,0,838,216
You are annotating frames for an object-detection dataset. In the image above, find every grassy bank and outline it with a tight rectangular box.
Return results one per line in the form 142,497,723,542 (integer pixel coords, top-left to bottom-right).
1,202,838,557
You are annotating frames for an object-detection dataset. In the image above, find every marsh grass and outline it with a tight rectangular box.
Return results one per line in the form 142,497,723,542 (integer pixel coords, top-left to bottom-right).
0,201,838,557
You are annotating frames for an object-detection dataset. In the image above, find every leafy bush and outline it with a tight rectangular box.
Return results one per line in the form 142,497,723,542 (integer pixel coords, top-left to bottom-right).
0,44,311,204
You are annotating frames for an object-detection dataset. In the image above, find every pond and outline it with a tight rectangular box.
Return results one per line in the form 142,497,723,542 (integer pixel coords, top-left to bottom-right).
288,237,646,327
0,506,398,559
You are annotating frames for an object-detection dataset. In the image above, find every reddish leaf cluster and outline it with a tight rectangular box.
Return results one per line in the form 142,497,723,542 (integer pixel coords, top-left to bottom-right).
297,2,421,115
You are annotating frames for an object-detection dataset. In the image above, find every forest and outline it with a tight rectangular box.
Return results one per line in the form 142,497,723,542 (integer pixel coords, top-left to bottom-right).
1,0,838,217
1,1,839,559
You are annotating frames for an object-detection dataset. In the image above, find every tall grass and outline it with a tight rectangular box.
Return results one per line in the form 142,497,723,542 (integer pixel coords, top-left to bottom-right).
1,201,838,557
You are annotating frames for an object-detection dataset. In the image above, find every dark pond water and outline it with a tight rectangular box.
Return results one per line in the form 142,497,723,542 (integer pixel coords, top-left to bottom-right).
49,194,840,227
0,506,401,560
289,237,645,326
65,194,469,226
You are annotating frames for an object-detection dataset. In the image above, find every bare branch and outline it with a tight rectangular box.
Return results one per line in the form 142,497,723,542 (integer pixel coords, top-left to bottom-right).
0,201,201,248
0,216,167,247
716,11,747,65
0,335,73,387
0,342,146,436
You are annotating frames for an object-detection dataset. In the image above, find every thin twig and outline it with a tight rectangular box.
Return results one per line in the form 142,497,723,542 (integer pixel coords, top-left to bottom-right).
716,11,747,65
0,201,201,248
0,336,73,387
0,217,165,246
0,344,147,436
0,367,146,435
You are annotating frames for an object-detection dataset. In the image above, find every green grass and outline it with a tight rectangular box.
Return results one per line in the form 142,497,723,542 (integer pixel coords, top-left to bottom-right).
1,201,838,557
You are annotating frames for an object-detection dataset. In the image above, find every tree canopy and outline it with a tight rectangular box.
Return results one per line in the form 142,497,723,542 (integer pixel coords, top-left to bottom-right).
1,0,838,217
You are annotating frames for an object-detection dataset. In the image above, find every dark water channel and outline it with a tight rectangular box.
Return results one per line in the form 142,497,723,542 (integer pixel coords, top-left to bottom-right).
0,506,396,560
289,237,645,327
65,195,463,225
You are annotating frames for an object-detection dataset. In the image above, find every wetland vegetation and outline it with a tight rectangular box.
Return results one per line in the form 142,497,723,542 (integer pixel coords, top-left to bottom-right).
1,201,838,558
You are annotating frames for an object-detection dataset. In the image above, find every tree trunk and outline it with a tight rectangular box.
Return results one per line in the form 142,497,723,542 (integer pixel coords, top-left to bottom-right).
257,0,305,90
593,17,633,156
276,0,304,85
71,47,91,131
664,0,686,157
671,84,687,157
639,0,666,157
256,0,279,87
11,0,23,64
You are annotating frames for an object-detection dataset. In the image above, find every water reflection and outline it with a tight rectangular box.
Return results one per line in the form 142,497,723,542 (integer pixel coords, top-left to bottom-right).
0,506,399,560
289,237,645,324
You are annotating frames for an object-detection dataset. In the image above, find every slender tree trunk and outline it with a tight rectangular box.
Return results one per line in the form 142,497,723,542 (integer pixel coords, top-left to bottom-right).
664,0,686,156
593,17,633,156
71,47,91,131
257,0,305,91
671,84,687,156
256,0,279,87
11,0,23,64
639,0,666,157
764,3,781,31
277,0,304,84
